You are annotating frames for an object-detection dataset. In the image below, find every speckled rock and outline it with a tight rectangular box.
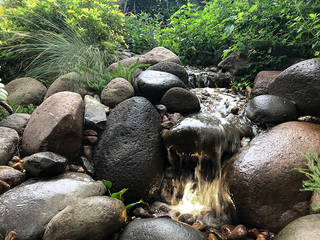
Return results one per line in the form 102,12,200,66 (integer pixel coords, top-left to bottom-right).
4,77,47,106
0,127,19,165
101,78,134,108
225,121,320,232
0,172,106,240
43,196,126,240
160,87,200,114
268,58,320,117
148,61,188,84
0,113,30,135
135,70,186,103
275,214,320,240
252,71,281,97
245,95,297,125
93,97,164,202
22,91,83,159
119,218,206,240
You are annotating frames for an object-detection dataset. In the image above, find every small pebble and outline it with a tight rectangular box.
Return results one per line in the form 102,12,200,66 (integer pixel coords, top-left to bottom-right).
5,231,18,240
220,224,235,237
208,233,219,240
69,164,85,173
11,156,21,163
85,135,98,145
12,161,24,171
192,223,207,231
161,129,169,139
133,207,152,218
228,224,247,240
0,179,10,194
178,213,196,225
256,234,266,240
84,129,98,136
161,121,174,129
230,106,239,115
83,145,93,159
155,104,167,117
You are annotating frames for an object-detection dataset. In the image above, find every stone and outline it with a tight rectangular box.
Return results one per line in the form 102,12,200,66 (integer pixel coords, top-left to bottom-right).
101,78,134,108
43,196,126,240
160,87,200,114
245,95,297,125
310,192,320,214
0,113,30,135
217,52,249,75
22,152,67,177
0,179,10,194
80,156,95,175
22,91,83,159
85,135,98,145
93,97,164,202
252,71,281,97
0,166,25,187
187,69,233,88
84,95,107,130
0,127,19,165
4,77,47,106
45,72,91,99
0,172,106,240
275,214,320,240
225,121,320,232
268,58,320,117
148,61,188,84
119,218,206,240
136,70,186,103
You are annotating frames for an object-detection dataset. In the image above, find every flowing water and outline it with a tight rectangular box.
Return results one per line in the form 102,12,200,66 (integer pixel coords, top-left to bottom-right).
160,88,255,227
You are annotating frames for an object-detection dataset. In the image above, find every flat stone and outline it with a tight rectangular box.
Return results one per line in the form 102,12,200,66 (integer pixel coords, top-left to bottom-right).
0,127,19,165
84,95,107,130
0,113,30,135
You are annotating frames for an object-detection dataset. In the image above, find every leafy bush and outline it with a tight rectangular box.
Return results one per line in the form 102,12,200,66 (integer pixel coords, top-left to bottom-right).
0,81,8,102
0,98,36,121
297,151,320,211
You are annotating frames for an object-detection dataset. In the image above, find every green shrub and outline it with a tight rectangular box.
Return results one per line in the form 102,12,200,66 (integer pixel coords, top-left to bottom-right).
297,151,320,211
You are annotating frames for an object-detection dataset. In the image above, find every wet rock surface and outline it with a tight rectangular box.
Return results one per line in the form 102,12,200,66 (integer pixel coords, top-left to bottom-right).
225,121,320,232
0,127,19,165
275,214,320,240
119,218,206,240
252,71,281,97
268,58,320,117
93,97,164,202
246,95,297,125
148,61,189,84
0,172,106,240
0,166,25,187
22,91,84,159
135,70,186,103
0,113,30,135
187,69,233,88
43,196,126,240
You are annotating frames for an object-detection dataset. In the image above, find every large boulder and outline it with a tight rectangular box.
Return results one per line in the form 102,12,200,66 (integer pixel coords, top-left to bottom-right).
135,70,186,103
119,218,206,240
160,87,200,114
43,196,126,240
93,97,164,202
225,121,320,232
22,91,84,159
0,172,106,240
0,127,19,165
4,77,47,106
268,58,320,117
101,77,134,108
245,95,297,125
275,214,320,240
148,61,188,84
252,71,281,97
0,113,31,135
45,72,90,99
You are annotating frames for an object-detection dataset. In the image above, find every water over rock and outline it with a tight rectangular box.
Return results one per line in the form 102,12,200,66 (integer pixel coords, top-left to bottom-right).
119,218,206,240
0,172,106,240
0,127,19,165
93,97,164,202
186,69,233,88
225,121,320,232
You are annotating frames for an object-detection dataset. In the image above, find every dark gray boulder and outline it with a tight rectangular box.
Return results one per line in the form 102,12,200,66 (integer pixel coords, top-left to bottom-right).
245,95,297,125
0,113,30,135
93,97,164,202
22,152,67,177
160,87,200,114
135,70,186,103
0,172,106,240
119,218,206,240
268,58,320,117
275,214,320,240
148,61,189,84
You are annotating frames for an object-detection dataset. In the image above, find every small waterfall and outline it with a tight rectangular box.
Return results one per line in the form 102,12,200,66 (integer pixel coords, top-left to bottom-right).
186,69,234,88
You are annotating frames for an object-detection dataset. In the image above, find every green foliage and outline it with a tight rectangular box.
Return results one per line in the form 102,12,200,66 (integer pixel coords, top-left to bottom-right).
0,82,8,102
297,151,320,211
103,180,145,210
0,98,36,121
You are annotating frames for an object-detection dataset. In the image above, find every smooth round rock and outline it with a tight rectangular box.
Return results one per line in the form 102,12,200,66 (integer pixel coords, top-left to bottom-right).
43,196,126,240
4,77,47,106
0,166,25,187
160,87,200,114
275,214,320,240
101,77,134,108
22,91,84,159
268,58,320,117
225,121,320,232
148,61,188,84
252,71,281,97
0,113,31,135
136,70,186,103
22,152,67,177
0,127,19,165
245,95,297,125
143,47,181,65
0,172,106,240
93,97,164,202
119,218,206,240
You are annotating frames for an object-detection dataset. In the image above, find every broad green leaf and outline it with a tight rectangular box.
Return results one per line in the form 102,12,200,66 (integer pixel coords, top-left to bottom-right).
103,181,112,189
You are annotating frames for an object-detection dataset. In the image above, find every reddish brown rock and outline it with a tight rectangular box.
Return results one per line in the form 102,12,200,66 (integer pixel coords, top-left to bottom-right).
225,121,320,233
22,92,84,159
252,71,281,97
0,179,10,194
